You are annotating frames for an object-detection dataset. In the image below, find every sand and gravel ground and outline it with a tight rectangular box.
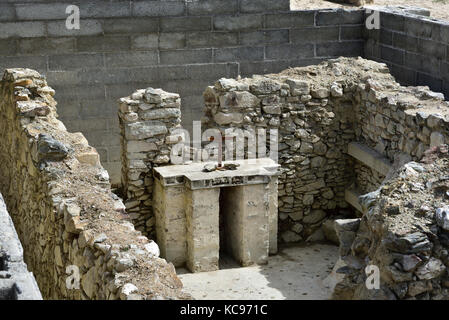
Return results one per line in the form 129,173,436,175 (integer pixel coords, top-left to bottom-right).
291,0,449,21
178,243,343,300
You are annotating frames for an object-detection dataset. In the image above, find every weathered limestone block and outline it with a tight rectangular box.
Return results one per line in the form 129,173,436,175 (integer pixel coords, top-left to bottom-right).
152,158,278,272
153,179,187,267
141,108,181,121
125,121,168,140
249,78,282,95
126,140,158,153
144,88,180,105
75,148,101,167
430,132,445,147
214,112,243,126
268,177,279,255
185,188,220,273
286,79,310,96
219,91,260,110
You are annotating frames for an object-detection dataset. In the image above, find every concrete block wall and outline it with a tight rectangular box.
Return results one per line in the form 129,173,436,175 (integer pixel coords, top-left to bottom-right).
0,1,365,184
364,6,449,100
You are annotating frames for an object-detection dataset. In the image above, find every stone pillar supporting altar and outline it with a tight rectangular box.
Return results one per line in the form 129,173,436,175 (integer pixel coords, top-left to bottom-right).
185,188,220,272
153,179,186,267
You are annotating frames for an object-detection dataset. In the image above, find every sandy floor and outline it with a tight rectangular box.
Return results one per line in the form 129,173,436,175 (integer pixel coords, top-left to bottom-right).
291,0,449,21
177,243,344,300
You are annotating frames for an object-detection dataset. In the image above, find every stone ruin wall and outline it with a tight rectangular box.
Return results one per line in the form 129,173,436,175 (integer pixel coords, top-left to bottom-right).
199,57,449,299
119,87,183,237
354,78,449,161
0,1,447,300
0,68,188,300
0,60,444,301
351,71,449,194
202,57,449,243
202,68,356,243
117,57,449,246
0,2,370,185
118,74,354,243
0,57,445,301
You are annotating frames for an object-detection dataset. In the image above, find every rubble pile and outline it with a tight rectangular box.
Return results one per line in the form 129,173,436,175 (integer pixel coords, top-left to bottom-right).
333,145,449,300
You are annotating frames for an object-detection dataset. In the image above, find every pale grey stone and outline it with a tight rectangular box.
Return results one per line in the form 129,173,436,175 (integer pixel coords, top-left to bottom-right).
435,206,449,231
286,78,310,96
430,131,445,147
415,258,445,280
141,108,181,120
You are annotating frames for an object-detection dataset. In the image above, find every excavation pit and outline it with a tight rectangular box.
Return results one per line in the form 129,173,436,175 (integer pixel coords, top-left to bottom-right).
0,1,449,298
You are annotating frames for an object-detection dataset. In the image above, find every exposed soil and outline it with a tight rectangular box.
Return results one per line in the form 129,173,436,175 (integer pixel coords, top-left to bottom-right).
291,0,449,21
269,56,394,85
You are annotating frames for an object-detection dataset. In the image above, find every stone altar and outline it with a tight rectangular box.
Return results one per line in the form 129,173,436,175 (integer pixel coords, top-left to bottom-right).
153,158,279,273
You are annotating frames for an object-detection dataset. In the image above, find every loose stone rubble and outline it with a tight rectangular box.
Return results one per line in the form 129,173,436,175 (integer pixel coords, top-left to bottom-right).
0,68,189,300
333,145,449,300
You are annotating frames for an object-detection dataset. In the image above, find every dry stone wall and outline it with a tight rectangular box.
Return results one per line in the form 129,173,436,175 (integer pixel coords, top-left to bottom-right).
1,2,447,189
351,67,449,195
353,160,385,194
354,78,449,162
0,68,188,300
119,87,183,237
202,60,362,243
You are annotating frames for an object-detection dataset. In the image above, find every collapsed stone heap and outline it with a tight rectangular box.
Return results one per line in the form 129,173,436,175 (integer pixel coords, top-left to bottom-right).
0,69,188,300
333,145,449,300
